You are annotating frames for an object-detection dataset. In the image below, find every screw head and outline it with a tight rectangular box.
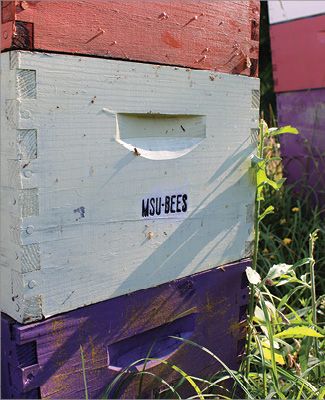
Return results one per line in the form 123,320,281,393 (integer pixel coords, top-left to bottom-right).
26,225,34,235
23,170,32,178
28,280,36,289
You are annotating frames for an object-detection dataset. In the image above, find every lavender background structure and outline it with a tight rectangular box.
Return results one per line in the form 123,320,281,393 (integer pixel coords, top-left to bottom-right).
276,89,325,204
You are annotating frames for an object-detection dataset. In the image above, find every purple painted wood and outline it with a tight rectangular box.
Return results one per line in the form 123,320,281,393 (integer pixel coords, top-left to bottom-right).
276,89,325,204
2,259,249,399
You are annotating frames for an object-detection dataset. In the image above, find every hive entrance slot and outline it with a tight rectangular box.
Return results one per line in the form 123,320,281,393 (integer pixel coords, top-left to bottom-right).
116,113,206,160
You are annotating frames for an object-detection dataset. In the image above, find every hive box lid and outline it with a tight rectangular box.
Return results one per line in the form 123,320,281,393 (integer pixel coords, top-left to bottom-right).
1,0,259,77
1,50,258,322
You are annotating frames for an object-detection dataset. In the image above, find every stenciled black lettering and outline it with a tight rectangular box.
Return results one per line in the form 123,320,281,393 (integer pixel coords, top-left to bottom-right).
182,194,188,212
176,194,182,212
149,197,155,216
170,195,176,213
142,199,149,217
164,196,170,214
156,197,162,215
143,193,188,217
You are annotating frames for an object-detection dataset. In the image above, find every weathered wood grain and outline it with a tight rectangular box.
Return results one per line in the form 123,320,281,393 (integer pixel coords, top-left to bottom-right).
1,259,249,399
270,15,325,92
268,1,325,24
1,50,259,322
1,0,260,77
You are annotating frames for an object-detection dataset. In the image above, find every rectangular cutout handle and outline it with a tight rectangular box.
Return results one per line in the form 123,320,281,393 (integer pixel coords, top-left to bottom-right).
107,313,196,372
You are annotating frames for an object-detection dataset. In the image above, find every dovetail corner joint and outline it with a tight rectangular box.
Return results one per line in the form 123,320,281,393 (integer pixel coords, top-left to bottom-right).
12,21,33,50
17,69,36,99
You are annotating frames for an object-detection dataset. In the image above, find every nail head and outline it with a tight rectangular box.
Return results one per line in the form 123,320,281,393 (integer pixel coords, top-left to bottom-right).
26,225,34,235
28,280,36,289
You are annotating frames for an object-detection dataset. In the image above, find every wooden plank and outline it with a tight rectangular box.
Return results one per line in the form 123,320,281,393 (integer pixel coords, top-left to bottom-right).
276,89,325,204
1,0,260,77
1,259,249,399
268,1,325,24
1,50,258,322
270,15,325,92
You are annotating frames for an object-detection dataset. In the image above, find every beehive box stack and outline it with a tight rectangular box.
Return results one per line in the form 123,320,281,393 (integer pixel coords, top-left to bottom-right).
268,1,325,204
1,1,260,398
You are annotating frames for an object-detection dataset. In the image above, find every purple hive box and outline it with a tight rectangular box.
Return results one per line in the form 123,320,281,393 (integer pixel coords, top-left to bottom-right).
2,259,249,399
276,89,325,204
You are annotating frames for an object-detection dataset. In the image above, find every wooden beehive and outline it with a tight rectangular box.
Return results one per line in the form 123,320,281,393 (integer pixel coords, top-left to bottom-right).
1,259,249,399
1,50,259,323
1,0,260,77
1,3,260,399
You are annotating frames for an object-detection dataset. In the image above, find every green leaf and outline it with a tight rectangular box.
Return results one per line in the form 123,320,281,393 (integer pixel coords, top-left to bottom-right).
265,178,278,190
256,161,267,200
266,177,286,191
293,258,312,268
262,347,286,365
275,326,324,339
299,336,313,373
266,263,293,280
256,162,267,185
259,205,275,222
246,267,261,285
275,276,305,287
269,126,299,136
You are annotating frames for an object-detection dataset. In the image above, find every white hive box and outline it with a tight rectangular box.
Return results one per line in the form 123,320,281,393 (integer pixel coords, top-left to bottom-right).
1,51,259,323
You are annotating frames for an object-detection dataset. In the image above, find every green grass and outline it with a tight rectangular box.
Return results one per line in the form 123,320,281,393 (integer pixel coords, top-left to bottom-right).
239,121,324,400
258,184,325,297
